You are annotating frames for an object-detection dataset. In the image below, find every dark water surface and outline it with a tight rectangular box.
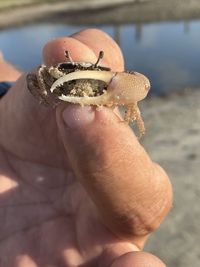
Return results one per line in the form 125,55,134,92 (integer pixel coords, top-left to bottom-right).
0,21,200,95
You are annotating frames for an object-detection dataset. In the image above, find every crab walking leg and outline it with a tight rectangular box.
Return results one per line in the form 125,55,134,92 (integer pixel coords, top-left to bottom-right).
26,73,47,104
27,67,53,106
123,104,145,138
133,104,145,137
37,65,48,96
124,105,136,123
36,66,60,106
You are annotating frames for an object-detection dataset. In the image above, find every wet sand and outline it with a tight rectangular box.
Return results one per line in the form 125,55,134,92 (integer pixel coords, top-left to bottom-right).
140,89,200,267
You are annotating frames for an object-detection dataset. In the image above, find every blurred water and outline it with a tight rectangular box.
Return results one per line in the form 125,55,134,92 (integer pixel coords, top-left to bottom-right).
0,21,200,95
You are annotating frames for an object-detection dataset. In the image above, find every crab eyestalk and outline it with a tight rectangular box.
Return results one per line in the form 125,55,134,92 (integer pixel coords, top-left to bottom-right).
94,51,104,67
65,50,74,64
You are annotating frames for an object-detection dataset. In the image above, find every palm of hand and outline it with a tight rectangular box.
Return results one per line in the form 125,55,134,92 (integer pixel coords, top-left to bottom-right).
0,100,136,266
0,106,126,267
0,154,119,267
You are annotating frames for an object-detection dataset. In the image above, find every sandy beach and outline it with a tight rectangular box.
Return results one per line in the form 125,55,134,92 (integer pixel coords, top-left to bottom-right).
140,89,200,266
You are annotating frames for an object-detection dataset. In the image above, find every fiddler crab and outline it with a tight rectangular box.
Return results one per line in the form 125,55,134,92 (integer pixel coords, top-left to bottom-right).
26,51,150,137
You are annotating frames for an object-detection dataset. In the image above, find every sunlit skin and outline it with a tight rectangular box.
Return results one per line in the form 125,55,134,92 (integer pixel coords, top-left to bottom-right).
0,29,172,267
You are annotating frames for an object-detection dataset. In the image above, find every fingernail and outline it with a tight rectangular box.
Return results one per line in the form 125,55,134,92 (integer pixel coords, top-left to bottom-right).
62,105,95,129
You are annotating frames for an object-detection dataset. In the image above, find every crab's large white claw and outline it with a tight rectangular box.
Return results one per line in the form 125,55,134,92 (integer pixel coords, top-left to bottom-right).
50,70,114,93
50,69,150,106
50,70,115,105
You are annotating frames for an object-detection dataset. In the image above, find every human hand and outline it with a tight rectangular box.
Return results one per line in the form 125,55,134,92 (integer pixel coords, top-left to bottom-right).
0,29,172,267
0,51,21,81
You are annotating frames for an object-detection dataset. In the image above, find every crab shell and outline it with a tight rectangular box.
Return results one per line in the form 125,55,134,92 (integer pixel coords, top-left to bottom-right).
50,70,150,106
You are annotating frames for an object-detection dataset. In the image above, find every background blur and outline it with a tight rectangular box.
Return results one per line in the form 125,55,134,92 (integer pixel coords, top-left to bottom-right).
0,1,200,266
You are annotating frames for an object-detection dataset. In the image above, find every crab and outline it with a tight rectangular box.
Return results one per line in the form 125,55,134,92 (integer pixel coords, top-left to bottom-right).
26,51,150,137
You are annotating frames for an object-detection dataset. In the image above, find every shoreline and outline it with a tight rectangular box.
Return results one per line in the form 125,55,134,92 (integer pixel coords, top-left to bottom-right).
1,0,200,29
0,0,133,29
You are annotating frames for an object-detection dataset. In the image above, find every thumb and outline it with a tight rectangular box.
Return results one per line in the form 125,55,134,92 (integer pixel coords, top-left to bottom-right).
56,103,172,246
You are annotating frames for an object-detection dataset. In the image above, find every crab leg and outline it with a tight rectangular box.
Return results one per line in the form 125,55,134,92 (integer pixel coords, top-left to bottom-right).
37,66,49,96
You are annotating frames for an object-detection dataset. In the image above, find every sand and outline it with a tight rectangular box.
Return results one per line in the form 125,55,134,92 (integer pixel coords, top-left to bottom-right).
140,89,200,267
